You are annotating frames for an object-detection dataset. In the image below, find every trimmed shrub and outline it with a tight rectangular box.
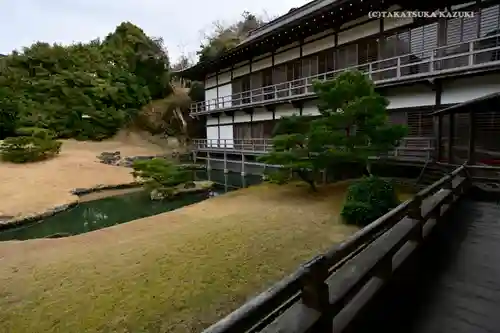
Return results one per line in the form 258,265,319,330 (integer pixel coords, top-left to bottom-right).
0,136,62,163
15,127,55,140
341,176,400,226
131,158,190,197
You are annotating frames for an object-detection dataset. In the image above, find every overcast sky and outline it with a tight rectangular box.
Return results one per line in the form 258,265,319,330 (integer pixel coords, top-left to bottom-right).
0,0,310,62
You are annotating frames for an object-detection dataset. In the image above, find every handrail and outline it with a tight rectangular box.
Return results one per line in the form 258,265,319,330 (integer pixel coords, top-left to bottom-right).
202,164,472,333
192,137,435,162
192,33,500,115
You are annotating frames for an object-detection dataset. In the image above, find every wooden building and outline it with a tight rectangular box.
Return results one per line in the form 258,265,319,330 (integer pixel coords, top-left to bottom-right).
178,0,500,174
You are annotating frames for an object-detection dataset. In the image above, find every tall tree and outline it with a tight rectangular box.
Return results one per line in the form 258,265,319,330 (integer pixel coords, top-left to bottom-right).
103,22,171,100
259,71,408,190
0,21,169,140
197,11,266,62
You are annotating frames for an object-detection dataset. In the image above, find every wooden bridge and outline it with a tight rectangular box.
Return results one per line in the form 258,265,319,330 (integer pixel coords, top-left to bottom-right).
201,163,500,333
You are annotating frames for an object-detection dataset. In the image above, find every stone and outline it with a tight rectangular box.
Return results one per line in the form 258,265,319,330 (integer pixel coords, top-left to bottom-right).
184,181,196,189
97,151,121,165
150,189,165,200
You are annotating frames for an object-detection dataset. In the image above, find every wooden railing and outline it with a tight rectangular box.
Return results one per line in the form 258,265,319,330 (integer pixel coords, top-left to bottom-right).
193,138,273,153
202,164,471,333
191,33,500,115
192,137,435,161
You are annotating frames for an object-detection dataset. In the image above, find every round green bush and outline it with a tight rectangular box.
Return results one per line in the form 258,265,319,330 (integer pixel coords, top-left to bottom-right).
15,127,55,140
341,176,400,226
0,136,62,163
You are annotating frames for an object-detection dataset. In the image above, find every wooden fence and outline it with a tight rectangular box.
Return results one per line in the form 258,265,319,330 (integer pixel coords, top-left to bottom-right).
203,164,471,333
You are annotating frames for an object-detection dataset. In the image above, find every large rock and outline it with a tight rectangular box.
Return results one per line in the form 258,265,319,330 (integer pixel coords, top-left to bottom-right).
97,151,121,165
149,181,214,201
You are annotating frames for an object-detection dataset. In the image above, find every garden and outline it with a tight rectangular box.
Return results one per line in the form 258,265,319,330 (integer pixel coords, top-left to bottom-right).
0,66,418,332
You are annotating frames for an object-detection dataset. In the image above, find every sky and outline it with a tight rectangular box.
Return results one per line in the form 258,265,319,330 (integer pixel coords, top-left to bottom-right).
0,0,311,62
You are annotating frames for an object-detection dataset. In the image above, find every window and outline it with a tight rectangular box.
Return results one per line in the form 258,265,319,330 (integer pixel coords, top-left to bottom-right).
318,50,334,74
357,38,379,65
241,75,251,104
262,67,274,100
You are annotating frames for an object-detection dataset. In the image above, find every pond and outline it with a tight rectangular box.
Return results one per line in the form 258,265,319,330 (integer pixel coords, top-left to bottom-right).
0,170,263,241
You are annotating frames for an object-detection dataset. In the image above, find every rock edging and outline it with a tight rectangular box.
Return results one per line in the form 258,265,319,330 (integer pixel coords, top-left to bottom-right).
0,181,144,231
0,201,79,231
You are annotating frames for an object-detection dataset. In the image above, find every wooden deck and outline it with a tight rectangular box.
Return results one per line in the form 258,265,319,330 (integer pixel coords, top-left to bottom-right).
347,188,500,333
198,164,500,333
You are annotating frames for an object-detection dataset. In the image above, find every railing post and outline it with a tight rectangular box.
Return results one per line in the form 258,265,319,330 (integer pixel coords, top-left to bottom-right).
368,63,373,80
241,154,246,176
301,256,330,314
408,194,424,243
429,52,434,72
468,40,474,66
396,57,401,78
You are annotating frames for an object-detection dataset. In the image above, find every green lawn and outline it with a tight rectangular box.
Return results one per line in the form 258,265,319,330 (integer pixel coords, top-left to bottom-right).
0,181,412,333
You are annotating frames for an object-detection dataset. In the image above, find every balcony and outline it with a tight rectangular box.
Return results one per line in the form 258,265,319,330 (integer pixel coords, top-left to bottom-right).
190,34,500,116
192,137,435,162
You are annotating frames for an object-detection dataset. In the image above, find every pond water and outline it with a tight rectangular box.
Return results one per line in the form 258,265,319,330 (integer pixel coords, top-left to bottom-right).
0,170,263,241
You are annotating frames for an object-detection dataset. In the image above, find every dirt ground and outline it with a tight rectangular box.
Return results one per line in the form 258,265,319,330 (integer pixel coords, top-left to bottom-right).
0,131,172,219
0,182,361,333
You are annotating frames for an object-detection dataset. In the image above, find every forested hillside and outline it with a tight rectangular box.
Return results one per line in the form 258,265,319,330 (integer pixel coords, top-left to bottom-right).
0,22,174,141
0,12,269,142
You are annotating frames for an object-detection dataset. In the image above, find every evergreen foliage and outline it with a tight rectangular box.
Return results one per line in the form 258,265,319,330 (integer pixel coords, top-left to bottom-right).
341,177,400,226
131,158,190,197
1,127,62,163
0,22,170,140
259,70,407,191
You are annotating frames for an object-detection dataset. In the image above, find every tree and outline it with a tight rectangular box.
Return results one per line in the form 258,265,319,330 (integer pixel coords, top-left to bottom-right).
311,70,408,174
103,22,172,100
259,70,407,191
0,21,170,141
258,115,319,190
132,158,190,198
197,11,266,62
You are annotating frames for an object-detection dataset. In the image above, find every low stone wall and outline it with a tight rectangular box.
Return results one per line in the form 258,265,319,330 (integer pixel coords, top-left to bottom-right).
0,181,144,231
0,201,79,231
0,180,214,232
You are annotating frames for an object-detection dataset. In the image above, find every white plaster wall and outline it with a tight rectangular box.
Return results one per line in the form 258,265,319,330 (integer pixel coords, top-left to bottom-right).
304,29,335,43
384,16,413,32
384,85,435,109
253,109,274,121
206,126,219,147
275,104,300,118
217,83,232,108
339,15,373,30
302,34,336,56
276,42,300,53
219,125,234,148
338,20,380,46
218,71,231,85
206,117,218,126
302,101,321,116
219,115,233,125
252,56,273,72
275,47,300,65
441,74,500,104
233,111,251,124
205,88,218,110
205,76,217,89
233,62,250,78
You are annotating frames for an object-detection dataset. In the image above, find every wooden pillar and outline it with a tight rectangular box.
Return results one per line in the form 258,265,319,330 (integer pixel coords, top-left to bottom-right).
223,151,228,173
468,110,476,164
435,115,443,161
241,154,246,176
448,113,455,163
436,114,443,161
